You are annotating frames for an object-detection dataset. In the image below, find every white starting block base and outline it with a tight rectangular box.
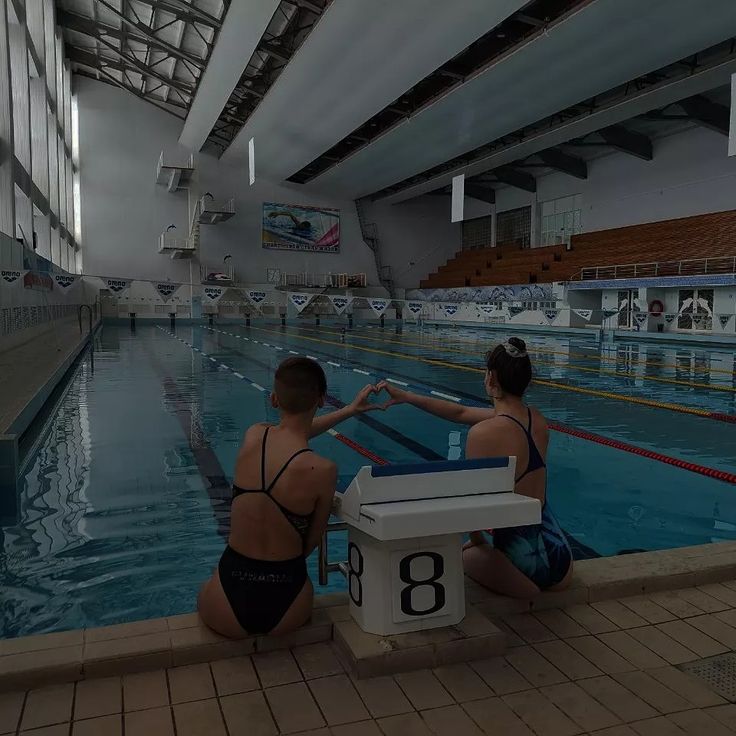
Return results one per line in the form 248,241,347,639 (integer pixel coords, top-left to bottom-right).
347,528,465,636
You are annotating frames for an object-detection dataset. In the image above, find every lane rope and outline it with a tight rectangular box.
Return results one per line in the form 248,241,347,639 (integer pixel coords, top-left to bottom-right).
156,326,389,465
250,325,736,424
303,324,736,393
211,326,736,485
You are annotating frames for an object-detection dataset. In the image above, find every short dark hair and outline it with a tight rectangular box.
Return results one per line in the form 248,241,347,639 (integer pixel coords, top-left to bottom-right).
274,357,327,413
485,337,532,397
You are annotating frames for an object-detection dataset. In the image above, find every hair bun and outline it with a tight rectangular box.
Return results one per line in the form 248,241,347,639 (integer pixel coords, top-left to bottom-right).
508,337,527,352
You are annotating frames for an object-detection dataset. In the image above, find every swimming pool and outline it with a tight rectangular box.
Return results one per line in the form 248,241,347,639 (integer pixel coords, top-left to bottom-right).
2,320,735,637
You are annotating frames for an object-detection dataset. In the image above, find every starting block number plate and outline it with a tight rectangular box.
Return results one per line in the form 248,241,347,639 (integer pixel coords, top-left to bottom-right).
390,543,454,623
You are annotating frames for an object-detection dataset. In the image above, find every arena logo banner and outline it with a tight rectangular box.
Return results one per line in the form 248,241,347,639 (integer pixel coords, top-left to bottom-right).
203,286,225,304
53,274,77,291
691,314,704,327
368,298,389,317
406,301,424,316
155,282,180,302
1,269,25,284
478,303,495,314
246,289,268,308
105,278,130,294
442,303,459,317
289,292,314,313
718,314,732,328
634,312,648,326
664,313,676,323
328,295,352,315
508,304,524,318
573,308,593,321
544,308,558,323
262,202,340,253
601,308,618,319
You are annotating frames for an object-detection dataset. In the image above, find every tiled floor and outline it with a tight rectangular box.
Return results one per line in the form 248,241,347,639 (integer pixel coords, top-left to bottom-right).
3,582,736,735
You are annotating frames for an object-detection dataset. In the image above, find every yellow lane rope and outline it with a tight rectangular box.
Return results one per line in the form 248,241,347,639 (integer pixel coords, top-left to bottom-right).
250,326,723,420
294,324,736,394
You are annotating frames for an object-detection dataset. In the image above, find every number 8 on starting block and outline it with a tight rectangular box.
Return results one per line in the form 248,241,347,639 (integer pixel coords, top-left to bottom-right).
338,458,540,636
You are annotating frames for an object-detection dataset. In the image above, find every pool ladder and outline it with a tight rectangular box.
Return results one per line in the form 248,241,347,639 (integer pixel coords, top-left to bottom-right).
318,521,348,586
78,304,95,371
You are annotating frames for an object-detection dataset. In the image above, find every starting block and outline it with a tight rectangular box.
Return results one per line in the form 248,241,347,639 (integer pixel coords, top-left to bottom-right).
337,457,541,636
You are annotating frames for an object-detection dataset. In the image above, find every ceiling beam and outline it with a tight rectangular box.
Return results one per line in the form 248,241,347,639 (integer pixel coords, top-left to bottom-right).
58,9,203,68
465,183,496,204
536,148,587,179
132,0,222,28
493,165,536,192
678,94,730,135
598,124,653,160
93,0,205,68
66,45,194,95
260,40,292,64
75,68,187,119
283,0,324,15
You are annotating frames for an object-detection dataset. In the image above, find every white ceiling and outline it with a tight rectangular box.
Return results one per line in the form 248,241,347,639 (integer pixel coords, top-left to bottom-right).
221,0,530,170
307,0,736,199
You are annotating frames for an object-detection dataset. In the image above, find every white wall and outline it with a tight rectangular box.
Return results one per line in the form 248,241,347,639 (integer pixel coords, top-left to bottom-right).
365,195,462,289
77,78,379,285
493,125,736,246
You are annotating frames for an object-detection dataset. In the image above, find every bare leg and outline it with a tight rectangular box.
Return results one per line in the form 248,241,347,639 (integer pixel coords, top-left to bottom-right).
197,572,250,639
197,570,315,639
463,544,540,599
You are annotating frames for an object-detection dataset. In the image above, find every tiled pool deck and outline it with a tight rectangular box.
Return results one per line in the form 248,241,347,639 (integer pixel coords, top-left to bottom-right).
3,544,736,735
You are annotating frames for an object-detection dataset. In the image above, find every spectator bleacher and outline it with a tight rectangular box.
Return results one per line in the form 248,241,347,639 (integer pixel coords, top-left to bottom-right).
420,209,736,289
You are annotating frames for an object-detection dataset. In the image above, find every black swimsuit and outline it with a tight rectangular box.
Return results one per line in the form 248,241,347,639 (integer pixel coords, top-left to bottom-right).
218,427,314,634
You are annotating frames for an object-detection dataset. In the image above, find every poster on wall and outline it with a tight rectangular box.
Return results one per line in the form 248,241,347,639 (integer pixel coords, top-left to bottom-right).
262,202,340,253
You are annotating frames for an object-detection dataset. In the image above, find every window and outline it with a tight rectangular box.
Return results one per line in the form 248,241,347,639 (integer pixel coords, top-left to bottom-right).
541,195,582,246
677,289,713,331
462,215,492,250
497,206,531,248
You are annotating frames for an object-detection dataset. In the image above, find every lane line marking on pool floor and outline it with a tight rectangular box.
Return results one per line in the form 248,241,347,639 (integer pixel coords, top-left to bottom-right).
208,325,736,484
327,361,341,367
431,390,461,402
353,369,370,375
248,325,735,424
301,324,736,392
386,378,409,386
157,327,388,464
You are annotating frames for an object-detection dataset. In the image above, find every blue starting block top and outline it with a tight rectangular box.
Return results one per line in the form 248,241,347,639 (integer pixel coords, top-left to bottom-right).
370,457,510,478
339,455,540,541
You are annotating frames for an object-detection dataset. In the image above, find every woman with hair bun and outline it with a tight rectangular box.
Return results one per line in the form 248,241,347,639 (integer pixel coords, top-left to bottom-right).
378,337,572,598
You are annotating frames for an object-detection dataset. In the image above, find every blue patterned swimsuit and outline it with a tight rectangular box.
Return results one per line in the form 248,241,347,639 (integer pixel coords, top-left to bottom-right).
491,409,572,589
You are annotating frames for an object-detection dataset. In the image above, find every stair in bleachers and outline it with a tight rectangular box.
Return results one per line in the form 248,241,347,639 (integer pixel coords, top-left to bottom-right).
420,209,736,289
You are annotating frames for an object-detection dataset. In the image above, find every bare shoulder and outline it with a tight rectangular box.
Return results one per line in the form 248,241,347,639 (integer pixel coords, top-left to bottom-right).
293,451,337,484
529,406,549,432
469,416,507,440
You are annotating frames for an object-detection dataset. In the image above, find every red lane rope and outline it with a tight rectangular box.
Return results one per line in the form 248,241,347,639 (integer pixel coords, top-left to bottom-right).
549,421,736,485
328,429,389,465
710,412,736,424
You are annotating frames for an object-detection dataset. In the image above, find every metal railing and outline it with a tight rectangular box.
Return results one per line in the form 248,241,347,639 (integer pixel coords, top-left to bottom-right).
199,196,235,214
278,272,367,289
579,255,736,281
318,521,348,586
158,233,195,253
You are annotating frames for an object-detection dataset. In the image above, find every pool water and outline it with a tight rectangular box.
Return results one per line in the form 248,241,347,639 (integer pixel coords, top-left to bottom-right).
1,320,735,637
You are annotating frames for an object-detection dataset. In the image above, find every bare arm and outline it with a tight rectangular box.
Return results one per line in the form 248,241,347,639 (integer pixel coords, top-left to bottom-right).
309,384,383,438
377,381,493,426
304,464,338,556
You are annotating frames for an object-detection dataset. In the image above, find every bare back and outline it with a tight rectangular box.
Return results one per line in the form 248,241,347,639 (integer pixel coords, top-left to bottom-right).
229,424,335,560
467,405,549,504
